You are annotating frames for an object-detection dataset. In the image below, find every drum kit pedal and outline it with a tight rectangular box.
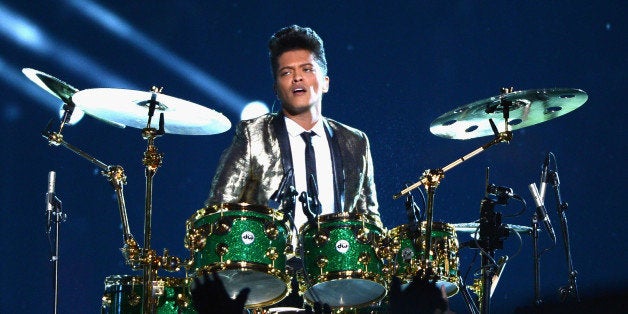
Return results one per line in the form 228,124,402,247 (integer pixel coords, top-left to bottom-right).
26,68,586,313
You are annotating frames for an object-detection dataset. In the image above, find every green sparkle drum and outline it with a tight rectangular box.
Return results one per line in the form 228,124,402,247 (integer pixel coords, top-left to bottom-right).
298,213,387,308
185,203,292,308
100,275,196,313
387,222,459,296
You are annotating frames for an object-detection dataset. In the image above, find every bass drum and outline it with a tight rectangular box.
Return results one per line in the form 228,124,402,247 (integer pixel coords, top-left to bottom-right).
185,203,292,308
298,212,387,309
100,275,196,313
386,221,460,296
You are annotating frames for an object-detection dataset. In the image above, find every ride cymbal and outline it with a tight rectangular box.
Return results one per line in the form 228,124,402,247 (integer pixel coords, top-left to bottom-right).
430,88,588,139
71,88,231,135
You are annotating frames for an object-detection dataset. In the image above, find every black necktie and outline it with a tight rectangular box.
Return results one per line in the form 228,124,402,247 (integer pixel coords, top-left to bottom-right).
300,131,318,205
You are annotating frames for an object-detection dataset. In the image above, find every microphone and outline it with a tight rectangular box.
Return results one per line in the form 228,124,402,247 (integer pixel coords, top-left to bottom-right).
308,174,322,215
528,183,556,243
298,191,317,228
487,184,514,198
539,153,550,202
46,171,56,231
269,169,294,209
405,191,419,224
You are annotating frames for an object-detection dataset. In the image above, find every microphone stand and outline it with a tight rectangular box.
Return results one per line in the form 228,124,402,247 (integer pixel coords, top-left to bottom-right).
47,184,65,314
548,170,580,302
298,191,318,230
532,213,542,306
478,197,505,314
404,191,420,225
458,276,480,314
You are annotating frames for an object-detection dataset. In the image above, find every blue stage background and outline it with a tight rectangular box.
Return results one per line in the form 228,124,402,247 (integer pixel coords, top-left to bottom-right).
0,1,625,312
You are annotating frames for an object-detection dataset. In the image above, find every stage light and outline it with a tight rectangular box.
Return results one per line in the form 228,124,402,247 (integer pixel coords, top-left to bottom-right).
0,56,58,111
240,101,270,120
65,0,249,115
0,3,48,53
0,3,134,91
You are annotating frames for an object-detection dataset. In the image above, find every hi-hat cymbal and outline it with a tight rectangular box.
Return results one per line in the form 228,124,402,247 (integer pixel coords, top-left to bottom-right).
22,68,79,104
430,88,588,140
452,222,532,234
71,88,231,135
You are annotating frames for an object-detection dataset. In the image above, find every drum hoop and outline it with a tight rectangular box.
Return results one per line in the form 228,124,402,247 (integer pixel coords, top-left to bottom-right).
197,262,291,283
396,274,460,297
185,211,292,245
318,270,386,285
197,263,291,308
299,212,381,233
104,275,189,288
187,203,284,226
388,221,456,237
302,271,387,309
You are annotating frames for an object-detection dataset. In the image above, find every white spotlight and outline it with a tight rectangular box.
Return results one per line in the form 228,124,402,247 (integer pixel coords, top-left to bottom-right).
240,101,270,121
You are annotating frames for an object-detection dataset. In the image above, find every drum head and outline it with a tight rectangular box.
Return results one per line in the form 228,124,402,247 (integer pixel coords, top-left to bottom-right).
217,269,288,308
436,280,459,297
399,280,459,298
266,307,306,313
304,278,386,308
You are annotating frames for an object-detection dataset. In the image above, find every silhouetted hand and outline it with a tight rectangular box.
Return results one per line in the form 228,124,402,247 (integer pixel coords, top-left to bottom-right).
389,271,450,314
191,271,250,314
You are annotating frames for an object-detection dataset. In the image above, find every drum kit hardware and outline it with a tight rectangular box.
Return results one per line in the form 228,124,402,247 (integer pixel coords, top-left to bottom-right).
452,223,533,236
391,86,586,314
27,67,588,313
185,203,293,308
297,212,388,308
29,68,232,313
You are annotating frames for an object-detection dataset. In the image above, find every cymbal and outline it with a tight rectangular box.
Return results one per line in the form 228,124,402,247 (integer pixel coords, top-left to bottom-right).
22,68,78,104
452,222,532,234
71,88,231,135
430,88,588,139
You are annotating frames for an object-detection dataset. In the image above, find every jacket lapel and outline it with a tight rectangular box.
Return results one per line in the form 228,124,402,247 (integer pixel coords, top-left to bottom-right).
271,112,294,187
323,119,345,213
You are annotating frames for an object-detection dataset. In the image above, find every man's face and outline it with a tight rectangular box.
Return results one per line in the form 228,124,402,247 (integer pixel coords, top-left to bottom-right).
274,49,329,116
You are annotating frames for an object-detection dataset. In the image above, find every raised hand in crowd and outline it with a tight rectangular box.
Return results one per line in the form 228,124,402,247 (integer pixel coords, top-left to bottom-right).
191,271,250,314
389,271,453,314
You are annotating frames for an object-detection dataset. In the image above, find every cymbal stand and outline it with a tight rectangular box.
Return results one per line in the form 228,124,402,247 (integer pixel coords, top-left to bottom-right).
42,116,140,312
41,92,182,313
42,97,181,313
42,116,136,248
393,87,515,269
140,87,166,314
548,170,580,302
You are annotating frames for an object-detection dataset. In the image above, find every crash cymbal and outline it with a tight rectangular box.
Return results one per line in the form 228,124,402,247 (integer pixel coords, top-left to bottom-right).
452,222,532,234
71,88,231,135
430,88,588,139
22,68,78,104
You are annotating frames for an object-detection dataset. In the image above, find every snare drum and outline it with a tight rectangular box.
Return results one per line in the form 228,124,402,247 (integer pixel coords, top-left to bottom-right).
386,222,459,296
101,275,196,313
298,212,386,308
185,203,292,308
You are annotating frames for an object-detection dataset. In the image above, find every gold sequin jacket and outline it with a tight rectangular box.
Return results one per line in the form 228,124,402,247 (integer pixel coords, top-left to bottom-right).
205,112,381,227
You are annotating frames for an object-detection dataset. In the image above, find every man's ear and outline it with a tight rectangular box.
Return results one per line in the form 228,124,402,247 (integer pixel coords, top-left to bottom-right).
322,76,330,93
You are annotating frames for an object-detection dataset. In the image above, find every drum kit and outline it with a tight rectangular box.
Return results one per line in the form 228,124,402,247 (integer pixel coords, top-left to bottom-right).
25,67,587,313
